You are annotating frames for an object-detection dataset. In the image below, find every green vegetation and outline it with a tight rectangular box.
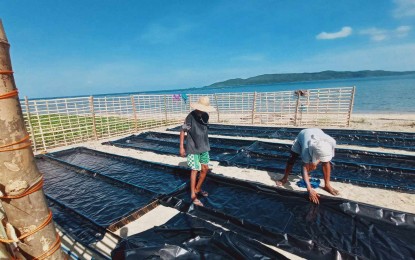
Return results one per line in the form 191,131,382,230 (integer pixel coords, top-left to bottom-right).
206,70,415,88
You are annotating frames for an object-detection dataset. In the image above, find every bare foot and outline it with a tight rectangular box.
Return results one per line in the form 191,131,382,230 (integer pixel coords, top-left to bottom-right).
323,186,339,196
195,190,208,197
276,178,288,186
192,198,204,207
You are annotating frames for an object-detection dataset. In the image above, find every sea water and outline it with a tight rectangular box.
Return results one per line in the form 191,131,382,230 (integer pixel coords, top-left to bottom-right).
31,74,415,114
125,74,414,113
178,74,415,114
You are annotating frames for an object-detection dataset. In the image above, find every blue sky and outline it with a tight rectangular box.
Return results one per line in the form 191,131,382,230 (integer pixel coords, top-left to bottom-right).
1,0,415,98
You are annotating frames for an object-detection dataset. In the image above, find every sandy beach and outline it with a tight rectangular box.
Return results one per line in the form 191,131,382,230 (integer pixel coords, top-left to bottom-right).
45,112,415,259
350,113,415,132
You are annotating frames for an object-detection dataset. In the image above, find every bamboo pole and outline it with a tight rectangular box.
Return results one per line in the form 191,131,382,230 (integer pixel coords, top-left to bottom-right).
131,95,138,132
89,96,98,140
293,91,300,126
347,86,356,127
214,94,220,122
163,95,167,124
0,20,64,259
33,100,47,151
24,96,38,152
251,92,257,124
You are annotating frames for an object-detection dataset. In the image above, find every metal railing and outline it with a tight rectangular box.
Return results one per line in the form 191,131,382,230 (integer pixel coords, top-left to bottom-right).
22,86,355,151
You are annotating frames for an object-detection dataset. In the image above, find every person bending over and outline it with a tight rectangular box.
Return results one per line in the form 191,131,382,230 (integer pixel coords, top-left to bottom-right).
276,128,339,204
179,96,215,207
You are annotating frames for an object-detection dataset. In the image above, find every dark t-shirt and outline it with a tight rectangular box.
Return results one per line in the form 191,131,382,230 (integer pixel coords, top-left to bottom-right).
183,111,210,154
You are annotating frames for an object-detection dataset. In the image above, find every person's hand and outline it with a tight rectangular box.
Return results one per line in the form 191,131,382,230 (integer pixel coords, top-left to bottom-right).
308,189,320,204
180,147,186,157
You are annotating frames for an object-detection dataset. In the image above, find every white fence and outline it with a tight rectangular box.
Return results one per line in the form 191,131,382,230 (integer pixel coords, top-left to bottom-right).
22,86,355,151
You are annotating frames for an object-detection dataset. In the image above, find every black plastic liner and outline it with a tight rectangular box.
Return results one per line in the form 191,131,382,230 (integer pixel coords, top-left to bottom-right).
37,156,157,227
46,147,189,195
105,132,415,192
47,196,114,260
111,213,288,260
48,197,108,246
40,147,415,259
103,133,242,162
168,124,415,151
163,173,415,260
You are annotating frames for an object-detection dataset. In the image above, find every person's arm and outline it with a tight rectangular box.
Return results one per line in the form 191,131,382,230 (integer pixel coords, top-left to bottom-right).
303,164,320,204
179,128,186,157
179,119,189,157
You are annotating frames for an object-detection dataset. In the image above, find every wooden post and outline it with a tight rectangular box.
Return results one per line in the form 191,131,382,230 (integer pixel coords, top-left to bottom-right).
347,86,356,127
89,96,98,140
163,95,168,124
33,100,47,151
131,95,138,132
293,91,300,126
214,94,220,122
251,92,257,124
0,20,64,259
24,96,37,152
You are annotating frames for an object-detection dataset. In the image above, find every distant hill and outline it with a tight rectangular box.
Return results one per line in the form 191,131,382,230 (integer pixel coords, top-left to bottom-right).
205,70,415,88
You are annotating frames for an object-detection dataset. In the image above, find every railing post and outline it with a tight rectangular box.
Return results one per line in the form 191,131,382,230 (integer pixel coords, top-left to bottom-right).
251,92,257,124
214,94,220,122
294,90,300,126
164,95,168,124
33,100,47,150
347,86,356,127
131,95,138,132
89,96,98,140
24,96,37,152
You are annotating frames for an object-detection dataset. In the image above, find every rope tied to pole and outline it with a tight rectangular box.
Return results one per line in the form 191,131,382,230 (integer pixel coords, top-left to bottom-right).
0,210,53,243
33,233,61,260
0,70,13,75
0,134,31,152
0,89,18,100
0,175,44,200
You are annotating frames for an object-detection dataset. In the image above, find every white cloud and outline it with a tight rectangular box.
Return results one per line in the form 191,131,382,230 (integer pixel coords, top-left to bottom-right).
359,26,411,41
396,25,412,36
393,0,415,18
289,43,415,72
316,26,352,40
140,23,195,44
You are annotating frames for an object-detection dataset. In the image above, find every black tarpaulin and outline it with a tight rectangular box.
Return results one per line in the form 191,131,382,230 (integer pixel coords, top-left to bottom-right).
37,155,158,227
39,147,415,259
168,124,415,151
48,197,107,246
111,213,288,260
104,132,415,192
162,174,415,260
47,147,189,195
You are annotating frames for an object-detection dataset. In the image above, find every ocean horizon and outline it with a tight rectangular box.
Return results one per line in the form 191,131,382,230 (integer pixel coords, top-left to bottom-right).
25,74,415,114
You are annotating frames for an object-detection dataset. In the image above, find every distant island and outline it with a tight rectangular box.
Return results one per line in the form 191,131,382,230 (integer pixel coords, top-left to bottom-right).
205,70,415,88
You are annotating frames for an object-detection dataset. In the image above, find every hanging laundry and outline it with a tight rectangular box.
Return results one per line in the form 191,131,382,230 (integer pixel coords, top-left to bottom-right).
181,93,188,103
173,94,181,101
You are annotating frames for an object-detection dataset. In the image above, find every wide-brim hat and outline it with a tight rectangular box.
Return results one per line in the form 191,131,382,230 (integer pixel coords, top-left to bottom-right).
190,96,216,112
310,139,333,163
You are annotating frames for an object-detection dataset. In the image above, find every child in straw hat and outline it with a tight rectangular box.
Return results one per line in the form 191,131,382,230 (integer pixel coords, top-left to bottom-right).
180,96,216,207
276,128,339,204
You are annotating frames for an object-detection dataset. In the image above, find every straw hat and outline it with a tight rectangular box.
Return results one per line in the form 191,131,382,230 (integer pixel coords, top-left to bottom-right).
310,139,333,163
190,96,216,112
